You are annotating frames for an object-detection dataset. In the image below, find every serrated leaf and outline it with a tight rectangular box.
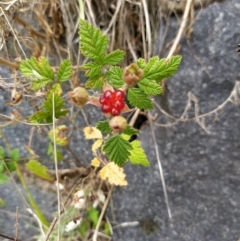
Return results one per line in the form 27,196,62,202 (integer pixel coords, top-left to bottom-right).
136,58,146,69
85,76,104,89
138,79,162,95
20,57,54,90
143,55,182,83
0,146,5,159
156,55,182,81
30,93,68,123
83,127,102,139
100,162,128,186
122,125,139,136
103,135,132,166
0,173,9,184
58,59,72,82
105,66,124,88
92,139,103,152
10,149,19,162
79,20,108,61
96,121,112,134
82,62,102,77
127,88,153,110
25,160,54,181
129,140,150,167
102,50,125,65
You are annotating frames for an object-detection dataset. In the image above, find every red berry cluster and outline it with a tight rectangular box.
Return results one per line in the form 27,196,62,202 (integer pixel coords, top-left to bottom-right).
99,90,125,116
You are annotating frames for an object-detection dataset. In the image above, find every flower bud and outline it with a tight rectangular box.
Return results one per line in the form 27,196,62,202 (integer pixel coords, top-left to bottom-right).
68,87,89,106
109,116,127,133
122,63,144,87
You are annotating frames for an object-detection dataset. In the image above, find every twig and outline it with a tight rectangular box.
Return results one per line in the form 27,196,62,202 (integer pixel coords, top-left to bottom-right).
92,186,113,241
0,233,23,241
26,208,45,236
148,112,172,219
15,207,19,241
154,81,240,128
166,0,193,59
51,93,61,241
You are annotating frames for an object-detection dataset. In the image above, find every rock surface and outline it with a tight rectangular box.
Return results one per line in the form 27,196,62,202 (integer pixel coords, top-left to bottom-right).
112,0,240,241
1,0,240,241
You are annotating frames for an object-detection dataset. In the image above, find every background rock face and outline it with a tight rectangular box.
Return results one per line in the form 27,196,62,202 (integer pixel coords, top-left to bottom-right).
112,0,240,240
0,0,240,241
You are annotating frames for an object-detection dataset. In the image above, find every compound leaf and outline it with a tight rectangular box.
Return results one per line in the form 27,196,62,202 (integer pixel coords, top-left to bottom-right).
85,76,104,89
103,50,125,65
30,93,68,123
20,57,54,90
103,135,132,166
105,66,124,88
127,88,153,110
138,79,162,95
100,162,128,186
25,160,53,181
79,20,108,61
58,59,72,82
96,121,112,134
82,62,102,78
129,140,150,167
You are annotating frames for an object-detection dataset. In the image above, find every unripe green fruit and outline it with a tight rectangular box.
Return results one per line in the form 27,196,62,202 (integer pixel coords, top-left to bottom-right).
68,87,89,106
109,116,127,133
122,63,144,87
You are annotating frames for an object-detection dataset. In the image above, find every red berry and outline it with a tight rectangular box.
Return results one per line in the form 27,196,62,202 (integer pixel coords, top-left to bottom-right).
113,100,125,109
99,95,106,104
115,90,125,100
100,89,125,116
102,104,111,113
111,108,120,116
103,90,113,99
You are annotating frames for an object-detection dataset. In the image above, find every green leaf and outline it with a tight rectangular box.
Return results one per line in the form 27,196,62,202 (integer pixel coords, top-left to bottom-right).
85,76,104,89
30,92,68,123
0,173,9,184
0,160,4,173
156,55,182,82
105,66,124,88
127,88,153,110
136,58,146,69
25,160,54,181
82,62,102,77
57,59,72,82
129,140,150,166
122,125,139,136
103,135,132,166
79,220,90,237
138,79,162,95
87,208,99,227
20,57,54,90
10,148,19,162
102,50,125,65
79,20,108,61
6,161,16,172
142,56,182,83
0,146,5,159
96,121,112,134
